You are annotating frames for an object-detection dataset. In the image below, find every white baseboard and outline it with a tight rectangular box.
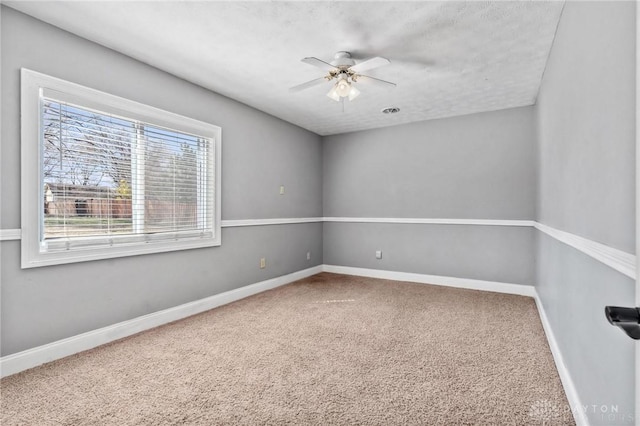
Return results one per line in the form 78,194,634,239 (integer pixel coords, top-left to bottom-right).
322,264,536,297
0,265,323,378
533,291,588,426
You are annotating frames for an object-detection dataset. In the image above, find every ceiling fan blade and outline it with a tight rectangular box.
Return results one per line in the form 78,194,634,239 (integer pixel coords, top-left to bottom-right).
301,57,337,72
356,74,397,88
350,56,391,73
289,77,327,92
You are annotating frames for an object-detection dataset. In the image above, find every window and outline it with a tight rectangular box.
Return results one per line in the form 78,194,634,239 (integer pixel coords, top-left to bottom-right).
21,69,221,268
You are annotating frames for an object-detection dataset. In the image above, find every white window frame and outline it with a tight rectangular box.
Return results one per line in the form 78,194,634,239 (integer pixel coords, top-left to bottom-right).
21,69,222,268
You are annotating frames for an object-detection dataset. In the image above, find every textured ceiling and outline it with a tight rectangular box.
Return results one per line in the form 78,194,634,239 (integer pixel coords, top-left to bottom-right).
6,1,565,136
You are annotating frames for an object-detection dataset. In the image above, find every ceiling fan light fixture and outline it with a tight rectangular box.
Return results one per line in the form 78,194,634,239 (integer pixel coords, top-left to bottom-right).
348,85,360,101
293,52,395,104
327,74,359,102
326,84,341,102
335,77,351,97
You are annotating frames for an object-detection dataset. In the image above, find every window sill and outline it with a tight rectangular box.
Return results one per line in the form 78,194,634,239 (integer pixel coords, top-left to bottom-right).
21,236,221,269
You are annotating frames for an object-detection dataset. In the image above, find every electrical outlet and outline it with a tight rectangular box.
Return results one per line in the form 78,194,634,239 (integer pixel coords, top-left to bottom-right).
306,251,311,260
375,250,382,259
260,257,266,269
279,185,285,195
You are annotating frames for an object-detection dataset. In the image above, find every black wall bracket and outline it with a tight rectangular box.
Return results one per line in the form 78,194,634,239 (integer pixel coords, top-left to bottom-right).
605,306,640,340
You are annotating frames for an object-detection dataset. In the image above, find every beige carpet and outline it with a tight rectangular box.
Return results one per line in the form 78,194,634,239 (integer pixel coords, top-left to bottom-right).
1,273,573,425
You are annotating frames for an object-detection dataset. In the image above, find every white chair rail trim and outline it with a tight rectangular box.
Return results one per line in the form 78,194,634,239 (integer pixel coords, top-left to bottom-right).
534,222,635,280
2,218,635,279
0,229,21,241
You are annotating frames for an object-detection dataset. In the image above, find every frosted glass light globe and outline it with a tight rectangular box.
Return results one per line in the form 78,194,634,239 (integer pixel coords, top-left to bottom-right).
336,79,351,97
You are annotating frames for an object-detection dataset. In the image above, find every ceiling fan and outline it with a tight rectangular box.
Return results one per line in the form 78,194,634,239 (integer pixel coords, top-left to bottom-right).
290,51,396,102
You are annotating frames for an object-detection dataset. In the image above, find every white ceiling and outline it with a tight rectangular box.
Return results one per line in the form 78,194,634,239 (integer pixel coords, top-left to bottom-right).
6,1,565,136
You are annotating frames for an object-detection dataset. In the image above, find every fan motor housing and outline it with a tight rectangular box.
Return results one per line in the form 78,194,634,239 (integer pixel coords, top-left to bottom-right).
331,51,356,68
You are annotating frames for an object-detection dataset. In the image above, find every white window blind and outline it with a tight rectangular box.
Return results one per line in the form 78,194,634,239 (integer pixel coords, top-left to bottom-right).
42,98,213,251
21,69,222,268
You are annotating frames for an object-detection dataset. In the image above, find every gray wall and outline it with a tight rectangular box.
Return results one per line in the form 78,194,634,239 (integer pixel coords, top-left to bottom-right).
323,107,537,285
323,107,536,219
324,223,534,285
536,3,636,254
535,1,636,423
0,7,323,356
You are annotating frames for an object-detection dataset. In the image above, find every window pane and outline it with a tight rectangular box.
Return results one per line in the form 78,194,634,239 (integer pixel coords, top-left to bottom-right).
42,99,211,243
43,100,134,239
142,125,205,233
